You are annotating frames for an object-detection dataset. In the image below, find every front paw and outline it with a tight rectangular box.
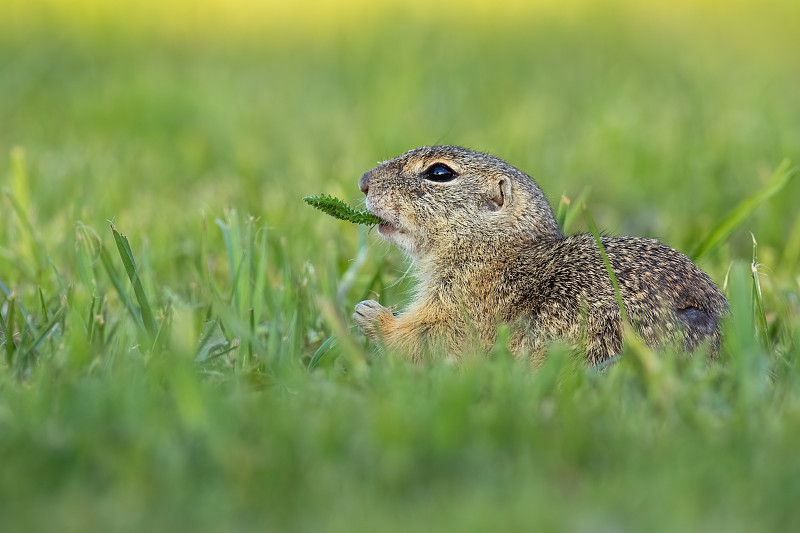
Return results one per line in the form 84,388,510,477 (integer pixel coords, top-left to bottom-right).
352,300,394,340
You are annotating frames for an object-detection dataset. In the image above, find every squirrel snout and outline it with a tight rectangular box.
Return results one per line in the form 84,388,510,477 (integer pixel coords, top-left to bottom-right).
358,173,370,195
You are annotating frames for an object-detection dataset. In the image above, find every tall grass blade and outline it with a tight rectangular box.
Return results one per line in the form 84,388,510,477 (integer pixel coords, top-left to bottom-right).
75,223,99,293
10,147,30,216
556,195,569,232
691,159,796,261
49,258,69,293
724,262,768,409
17,307,31,357
99,244,144,330
247,307,255,367
111,224,158,339
252,227,269,328
87,295,97,342
317,298,367,375
337,242,369,307
562,187,591,234
307,335,337,371
0,282,31,331
216,212,246,315
0,283,38,342
583,204,628,325
6,147,46,270
0,281,11,300
0,300,14,365
589,353,623,373
3,191,45,271
4,297,18,365
38,287,49,323
199,214,225,303
246,217,256,308
228,258,247,309
358,268,385,304
150,302,171,354
750,234,769,347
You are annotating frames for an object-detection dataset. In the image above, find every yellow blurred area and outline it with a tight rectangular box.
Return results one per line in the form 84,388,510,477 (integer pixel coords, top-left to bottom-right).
4,0,798,49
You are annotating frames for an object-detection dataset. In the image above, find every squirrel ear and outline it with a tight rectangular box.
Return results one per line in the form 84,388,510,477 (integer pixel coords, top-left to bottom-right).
489,179,511,211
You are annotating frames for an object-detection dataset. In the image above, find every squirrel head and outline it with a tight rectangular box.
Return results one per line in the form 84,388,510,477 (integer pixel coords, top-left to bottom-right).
359,145,562,260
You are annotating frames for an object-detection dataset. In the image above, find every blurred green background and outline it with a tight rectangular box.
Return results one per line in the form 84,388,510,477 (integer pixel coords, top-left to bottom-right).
2,0,800,531
3,0,799,282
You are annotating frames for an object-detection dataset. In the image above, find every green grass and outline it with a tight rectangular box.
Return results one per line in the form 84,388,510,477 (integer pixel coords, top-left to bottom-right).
2,1,800,531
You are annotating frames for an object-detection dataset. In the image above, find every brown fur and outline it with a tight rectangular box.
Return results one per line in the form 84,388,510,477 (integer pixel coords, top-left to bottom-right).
352,145,728,364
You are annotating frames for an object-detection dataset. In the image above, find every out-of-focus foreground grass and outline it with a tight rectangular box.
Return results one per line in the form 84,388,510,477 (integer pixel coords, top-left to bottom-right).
2,0,800,531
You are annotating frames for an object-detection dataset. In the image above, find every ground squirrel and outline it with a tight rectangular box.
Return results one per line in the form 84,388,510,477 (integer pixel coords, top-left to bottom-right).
352,145,728,364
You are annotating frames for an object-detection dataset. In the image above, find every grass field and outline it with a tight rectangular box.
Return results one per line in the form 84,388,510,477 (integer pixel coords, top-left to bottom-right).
2,0,800,531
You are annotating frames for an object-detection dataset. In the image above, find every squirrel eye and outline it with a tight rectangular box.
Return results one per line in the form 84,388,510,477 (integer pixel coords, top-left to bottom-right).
424,163,456,182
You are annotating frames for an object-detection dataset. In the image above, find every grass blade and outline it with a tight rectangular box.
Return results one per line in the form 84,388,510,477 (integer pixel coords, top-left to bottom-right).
87,295,97,343
691,159,797,261
100,244,144,330
49,257,69,294
307,335,337,371
5,147,46,270
18,307,65,361
0,299,14,365
336,242,369,307
252,227,269,329
216,212,247,315
150,301,171,354
750,234,769,347
10,146,30,215
556,195,569,232
111,224,158,339
38,287,49,323
247,306,255,368
0,282,36,341
75,223,99,293
3,297,18,365
562,187,591,234
583,204,628,325
195,319,229,363
247,216,256,308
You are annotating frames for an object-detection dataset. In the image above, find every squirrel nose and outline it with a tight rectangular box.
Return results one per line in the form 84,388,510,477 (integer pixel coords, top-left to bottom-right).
358,174,370,195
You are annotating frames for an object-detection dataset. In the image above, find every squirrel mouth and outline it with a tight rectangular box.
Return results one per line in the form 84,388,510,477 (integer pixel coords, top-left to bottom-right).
378,220,400,236
364,201,403,239
367,205,400,236
371,210,413,254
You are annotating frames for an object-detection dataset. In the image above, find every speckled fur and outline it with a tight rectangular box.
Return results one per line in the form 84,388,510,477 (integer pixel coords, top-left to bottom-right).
352,145,728,364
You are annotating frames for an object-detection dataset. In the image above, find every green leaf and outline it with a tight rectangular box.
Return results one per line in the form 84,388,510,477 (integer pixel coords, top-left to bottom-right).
111,224,158,340
303,195,384,226
691,160,797,261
